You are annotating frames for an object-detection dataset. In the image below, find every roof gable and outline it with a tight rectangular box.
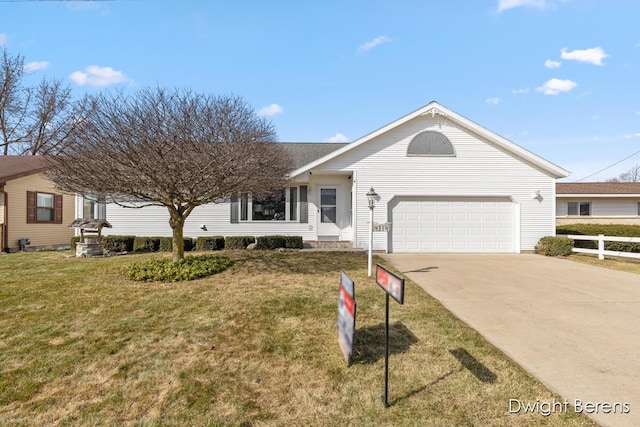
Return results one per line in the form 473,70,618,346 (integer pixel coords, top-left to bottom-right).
0,156,49,183
289,101,569,179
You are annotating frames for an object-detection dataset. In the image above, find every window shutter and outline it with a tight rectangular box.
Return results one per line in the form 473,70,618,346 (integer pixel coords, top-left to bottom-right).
230,195,238,223
54,194,63,224
26,191,36,224
299,186,308,224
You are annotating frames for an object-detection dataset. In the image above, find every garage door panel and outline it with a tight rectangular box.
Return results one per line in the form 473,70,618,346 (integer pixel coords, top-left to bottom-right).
391,197,514,253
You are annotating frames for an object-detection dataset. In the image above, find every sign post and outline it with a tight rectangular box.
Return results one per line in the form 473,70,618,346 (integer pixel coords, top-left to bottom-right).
375,264,405,407
337,271,356,365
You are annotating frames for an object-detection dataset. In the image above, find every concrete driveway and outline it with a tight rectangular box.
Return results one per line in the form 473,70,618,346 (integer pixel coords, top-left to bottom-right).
381,253,640,427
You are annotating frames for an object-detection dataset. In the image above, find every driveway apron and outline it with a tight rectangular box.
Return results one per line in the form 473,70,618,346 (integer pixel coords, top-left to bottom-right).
381,253,640,427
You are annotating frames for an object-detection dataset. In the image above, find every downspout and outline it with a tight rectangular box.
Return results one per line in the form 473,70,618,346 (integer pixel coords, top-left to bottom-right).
2,189,8,252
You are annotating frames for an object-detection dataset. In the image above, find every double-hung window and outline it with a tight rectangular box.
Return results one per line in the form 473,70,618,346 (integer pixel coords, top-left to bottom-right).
26,191,63,224
567,201,591,216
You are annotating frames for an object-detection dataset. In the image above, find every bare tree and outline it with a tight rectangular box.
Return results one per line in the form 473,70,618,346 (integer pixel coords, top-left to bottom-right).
0,48,29,155
47,88,292,261
21,77,75,155
606,164,640,183
617,164,640,183
1,48,75,155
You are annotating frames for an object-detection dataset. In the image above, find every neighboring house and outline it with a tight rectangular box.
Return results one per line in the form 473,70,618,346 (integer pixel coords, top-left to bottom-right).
0,156,75,252
104,101,569,253
556,182,640,226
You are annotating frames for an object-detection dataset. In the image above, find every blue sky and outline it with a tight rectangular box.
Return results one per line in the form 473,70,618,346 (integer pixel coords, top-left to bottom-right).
1,0,639,181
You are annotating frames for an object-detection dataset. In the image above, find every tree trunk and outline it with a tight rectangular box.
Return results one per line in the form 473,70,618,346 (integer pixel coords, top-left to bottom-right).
169,212,185,262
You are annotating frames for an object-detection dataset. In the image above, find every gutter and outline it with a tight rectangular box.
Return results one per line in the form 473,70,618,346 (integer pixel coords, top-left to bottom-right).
1,189,7,252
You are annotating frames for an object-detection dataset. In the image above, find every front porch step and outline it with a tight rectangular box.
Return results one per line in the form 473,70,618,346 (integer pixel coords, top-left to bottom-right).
303,240,354,249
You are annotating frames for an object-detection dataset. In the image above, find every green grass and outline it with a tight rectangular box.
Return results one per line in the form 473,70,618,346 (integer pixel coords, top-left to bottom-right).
567,253,640,275
0,251,595,426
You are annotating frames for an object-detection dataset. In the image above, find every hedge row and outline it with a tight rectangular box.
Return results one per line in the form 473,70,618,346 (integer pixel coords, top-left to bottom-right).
557,224,640,253
71,234,303,252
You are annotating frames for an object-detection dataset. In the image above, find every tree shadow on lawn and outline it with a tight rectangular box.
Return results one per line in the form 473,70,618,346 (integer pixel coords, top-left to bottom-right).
350,321,418,364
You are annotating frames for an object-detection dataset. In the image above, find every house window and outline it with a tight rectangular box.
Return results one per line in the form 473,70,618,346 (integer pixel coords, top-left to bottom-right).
252,190,286,221
637,202,640,216
289,187,297,221
37,193,55,222
27,191,62,224
568,201,591,216
83,196,96,219
231,187,306,223
240,193,248,221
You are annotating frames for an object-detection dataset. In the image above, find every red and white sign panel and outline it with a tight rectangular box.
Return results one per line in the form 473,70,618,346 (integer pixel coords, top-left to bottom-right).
337,271,356,364
376,264,405,304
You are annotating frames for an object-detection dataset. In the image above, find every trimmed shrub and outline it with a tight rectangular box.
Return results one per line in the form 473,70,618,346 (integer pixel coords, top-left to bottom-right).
255,235,286,250
536,236,574,257
152,237,196,252
557,224,640,253
133,237,162,253
196,236,225,251
123,254,234,282
102,235,135,252
284,236,303,249
225,236,255,249
159,237,173,252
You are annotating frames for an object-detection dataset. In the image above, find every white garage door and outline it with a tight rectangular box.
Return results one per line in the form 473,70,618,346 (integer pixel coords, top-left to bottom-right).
390,197,514,253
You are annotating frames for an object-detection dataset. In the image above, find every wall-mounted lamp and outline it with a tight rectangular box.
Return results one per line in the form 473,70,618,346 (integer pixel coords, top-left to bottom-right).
200,224,207,231
366,187,378,276
533,190,541,200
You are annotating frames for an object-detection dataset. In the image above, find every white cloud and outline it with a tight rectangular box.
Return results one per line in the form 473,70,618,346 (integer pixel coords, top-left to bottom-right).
23,61,49,72
69,65,132,87
536,78,577,95
0,33,7,46
497,0,548,13
358,36,392,54
560,47,608,66
486,97,500,105
257,103,283,117
544,59,561,68
327,133,349,143
623,133,640,138
512,87,530,94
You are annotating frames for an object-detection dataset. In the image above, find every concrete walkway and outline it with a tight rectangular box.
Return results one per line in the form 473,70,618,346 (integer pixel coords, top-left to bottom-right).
381,253,640,427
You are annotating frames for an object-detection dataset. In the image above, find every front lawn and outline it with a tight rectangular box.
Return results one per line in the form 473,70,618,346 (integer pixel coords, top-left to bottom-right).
567,253,640,275
0,251,594,426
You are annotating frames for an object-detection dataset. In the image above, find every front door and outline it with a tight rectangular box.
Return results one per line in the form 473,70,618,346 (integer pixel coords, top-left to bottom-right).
318,187,340,238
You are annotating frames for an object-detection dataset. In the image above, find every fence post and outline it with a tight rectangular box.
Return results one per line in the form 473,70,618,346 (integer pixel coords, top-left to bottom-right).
598,234,605,260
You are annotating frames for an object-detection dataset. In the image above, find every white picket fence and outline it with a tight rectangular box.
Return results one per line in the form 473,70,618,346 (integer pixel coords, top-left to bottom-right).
556,234,640,260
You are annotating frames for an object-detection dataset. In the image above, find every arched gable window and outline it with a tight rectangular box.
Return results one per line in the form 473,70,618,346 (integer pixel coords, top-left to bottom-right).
407,131,455,157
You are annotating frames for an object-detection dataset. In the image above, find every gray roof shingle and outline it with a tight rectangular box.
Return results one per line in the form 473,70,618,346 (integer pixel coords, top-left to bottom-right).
0,156,49,183
557,182,640,194
280,143,348,170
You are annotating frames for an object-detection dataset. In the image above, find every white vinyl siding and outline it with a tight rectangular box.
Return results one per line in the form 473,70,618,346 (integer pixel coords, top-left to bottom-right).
557,198,640,217
315,114,555,252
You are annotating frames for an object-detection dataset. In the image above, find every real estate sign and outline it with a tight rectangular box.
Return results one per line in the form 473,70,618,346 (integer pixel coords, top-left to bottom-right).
337,271,356,365
376,264,405,305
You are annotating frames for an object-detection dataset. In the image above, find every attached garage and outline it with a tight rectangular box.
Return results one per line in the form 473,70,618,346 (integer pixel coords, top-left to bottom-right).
389,196,516,253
